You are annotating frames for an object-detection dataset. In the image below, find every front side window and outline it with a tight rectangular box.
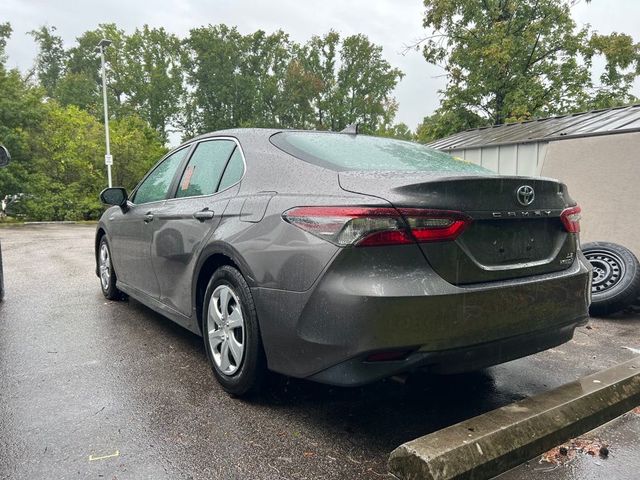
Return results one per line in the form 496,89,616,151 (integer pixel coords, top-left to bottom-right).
270,131,490,174
133,148,188,204
176,140,236,198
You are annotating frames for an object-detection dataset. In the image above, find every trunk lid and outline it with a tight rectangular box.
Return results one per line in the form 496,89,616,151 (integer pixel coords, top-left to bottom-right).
339,172,578,284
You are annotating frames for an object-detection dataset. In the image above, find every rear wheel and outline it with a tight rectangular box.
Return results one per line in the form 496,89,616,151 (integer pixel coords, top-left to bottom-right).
98,237,123,300
203,265,266,396
582,241,640,316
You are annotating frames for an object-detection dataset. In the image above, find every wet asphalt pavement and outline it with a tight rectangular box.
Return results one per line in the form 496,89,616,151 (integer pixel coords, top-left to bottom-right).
497,408,640,480
1,224,639,480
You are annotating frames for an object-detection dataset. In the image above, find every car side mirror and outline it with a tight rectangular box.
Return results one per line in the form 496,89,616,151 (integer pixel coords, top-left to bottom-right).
100,187,129,211
0,145,11,168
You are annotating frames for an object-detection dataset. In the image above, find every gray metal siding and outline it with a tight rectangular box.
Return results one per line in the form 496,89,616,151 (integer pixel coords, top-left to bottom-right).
448,142,547,176
429,104,640,152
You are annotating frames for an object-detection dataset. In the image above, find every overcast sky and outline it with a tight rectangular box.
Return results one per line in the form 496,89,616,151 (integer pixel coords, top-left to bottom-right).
2,0,639,131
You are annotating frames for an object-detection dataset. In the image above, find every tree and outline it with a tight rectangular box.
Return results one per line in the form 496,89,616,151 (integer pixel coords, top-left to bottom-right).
0,22,11,63
242,29,294,128
0,22,166,222
65,24,129,118
10,103,166,221
23,103,104,220
376,122,414,141
183,26,403,135
29,26,67,98
335,34,404,132
297,31,340,129
55,72,100,115
415,109,486,143
586,32,640,108
418,0,640,138
0,23,46,199
108,115,167,190
121,26,185,141
183,25,249,134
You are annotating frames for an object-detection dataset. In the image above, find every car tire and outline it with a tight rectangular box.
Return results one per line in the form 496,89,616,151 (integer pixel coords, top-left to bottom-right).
202,265,266,396
98,236,123,300
582,241,640,317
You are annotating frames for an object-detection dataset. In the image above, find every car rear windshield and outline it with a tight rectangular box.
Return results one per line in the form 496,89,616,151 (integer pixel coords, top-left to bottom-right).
270,131,490,174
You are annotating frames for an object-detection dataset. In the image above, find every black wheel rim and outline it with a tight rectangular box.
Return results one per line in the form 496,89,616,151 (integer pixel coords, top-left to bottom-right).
584,249,625,295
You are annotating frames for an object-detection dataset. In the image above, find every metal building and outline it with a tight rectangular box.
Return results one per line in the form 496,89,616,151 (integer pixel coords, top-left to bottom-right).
428,104,640,175
428,104,640,255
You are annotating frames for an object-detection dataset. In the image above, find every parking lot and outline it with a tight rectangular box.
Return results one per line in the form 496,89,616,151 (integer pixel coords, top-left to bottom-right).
1,224,639,479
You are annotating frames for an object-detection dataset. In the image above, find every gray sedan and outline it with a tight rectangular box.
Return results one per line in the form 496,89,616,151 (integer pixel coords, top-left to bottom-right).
96,129,591,395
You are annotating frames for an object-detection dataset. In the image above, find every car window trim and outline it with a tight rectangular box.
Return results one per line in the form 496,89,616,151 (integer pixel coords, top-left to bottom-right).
214,145,239,192
168,136,247,201
129,143,196,205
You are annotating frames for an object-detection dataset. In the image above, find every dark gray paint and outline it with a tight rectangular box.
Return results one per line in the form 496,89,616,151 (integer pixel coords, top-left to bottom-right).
97,128,591,385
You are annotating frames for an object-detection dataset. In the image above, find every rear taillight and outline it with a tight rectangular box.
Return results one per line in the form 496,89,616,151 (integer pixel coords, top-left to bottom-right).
399,208,471,242
282,206,471,247
560,205,581,233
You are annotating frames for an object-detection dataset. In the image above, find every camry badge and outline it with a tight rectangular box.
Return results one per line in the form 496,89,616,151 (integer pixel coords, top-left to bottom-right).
516,185,535,206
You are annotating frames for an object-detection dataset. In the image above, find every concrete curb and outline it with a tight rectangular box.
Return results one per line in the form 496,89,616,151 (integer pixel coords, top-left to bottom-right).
388,357,640,480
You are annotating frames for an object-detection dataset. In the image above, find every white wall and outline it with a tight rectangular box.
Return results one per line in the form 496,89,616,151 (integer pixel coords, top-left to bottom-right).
540,132,640,256
449,142,547,176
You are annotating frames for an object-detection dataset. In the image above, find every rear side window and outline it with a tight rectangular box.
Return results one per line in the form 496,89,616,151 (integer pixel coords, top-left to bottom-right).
270,131,489,174
176,140,236,198
218,148,244,191
133,147,188,204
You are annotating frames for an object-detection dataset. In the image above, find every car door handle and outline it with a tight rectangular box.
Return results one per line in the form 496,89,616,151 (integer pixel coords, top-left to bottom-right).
193,209,215,222
144,212,154,223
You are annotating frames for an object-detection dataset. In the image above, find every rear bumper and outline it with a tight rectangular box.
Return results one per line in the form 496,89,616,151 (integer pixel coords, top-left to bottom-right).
252,245,591,385
308,318,584,386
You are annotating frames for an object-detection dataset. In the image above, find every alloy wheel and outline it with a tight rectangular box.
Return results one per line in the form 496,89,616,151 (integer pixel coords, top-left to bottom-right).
207,285,245,375
99,243,111,291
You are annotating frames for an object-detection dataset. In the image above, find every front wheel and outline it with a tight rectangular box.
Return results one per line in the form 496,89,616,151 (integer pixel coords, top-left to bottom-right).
98,236,123,300
203,265,266,396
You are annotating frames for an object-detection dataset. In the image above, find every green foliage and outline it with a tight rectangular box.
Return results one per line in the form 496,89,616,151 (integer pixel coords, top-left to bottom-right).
183,26,403,135
121,26,184,141
0,56,45,197
419,0,640,139
415,109,487,143
3,101,166,221
0,22,11,63
0,24,166,222
27,23,402,141
297,31,341,129
55,72,100,115
375,122,414,141
29,26,67,97
1,21,403,221
586,32,640,108
335,34,404,132
108,115,168,191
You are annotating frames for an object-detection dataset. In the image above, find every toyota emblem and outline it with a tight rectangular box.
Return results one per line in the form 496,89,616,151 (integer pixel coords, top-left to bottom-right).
516,185,535,206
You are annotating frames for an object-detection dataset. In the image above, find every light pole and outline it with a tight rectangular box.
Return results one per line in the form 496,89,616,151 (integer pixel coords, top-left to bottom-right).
95,38,113,188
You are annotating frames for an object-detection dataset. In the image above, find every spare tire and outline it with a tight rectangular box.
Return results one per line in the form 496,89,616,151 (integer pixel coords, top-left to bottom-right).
582,241,640,316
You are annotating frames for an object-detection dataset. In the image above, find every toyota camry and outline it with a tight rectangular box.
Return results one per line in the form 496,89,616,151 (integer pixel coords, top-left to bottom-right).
96,129,591,395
